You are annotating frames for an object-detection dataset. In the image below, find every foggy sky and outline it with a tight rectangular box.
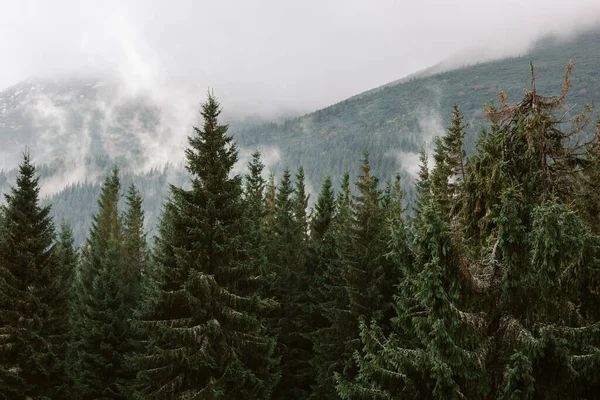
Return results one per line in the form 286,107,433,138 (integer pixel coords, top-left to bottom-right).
2,0,600,116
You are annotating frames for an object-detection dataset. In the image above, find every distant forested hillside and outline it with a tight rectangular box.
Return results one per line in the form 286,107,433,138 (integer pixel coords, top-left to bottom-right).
1,29,600,244
233,29,600,188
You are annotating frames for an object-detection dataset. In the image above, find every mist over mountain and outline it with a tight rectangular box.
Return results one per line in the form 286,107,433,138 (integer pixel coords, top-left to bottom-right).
1,27,600,245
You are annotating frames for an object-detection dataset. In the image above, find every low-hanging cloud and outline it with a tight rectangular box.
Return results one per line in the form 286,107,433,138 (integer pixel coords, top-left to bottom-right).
2,0,600,196
2,0,600,117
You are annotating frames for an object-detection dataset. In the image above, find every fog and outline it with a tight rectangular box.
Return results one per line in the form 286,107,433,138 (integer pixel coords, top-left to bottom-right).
2,0,600,116
2,0,600,197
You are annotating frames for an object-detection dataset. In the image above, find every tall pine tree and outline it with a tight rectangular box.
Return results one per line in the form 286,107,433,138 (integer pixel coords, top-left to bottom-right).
0,154,69,399
133,93,278,399
267,167,312,399
71,168,134,399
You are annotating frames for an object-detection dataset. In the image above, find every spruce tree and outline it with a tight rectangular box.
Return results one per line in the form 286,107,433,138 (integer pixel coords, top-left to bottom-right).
72,168,132,399
51,221,79,399
337,195,488,399
468,65,599,398
307,175,345,399
79,237,129,400
342,151,397,336
133,93,278,399
0,154,67,399
264,173,277,238
340,64,600,399
240,151,271,296
267,167,312,399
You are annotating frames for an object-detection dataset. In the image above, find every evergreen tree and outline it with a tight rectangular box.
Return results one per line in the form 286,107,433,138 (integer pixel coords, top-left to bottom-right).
309,172,356,398
79,238,129,400
340,63,600,399
294,167,310,245
429,106,468,219
51,221,79,399
307,175,345,399
72,168,132,399
337,195,488,399
342,151,397,334
264,173,277,238
241,151,270,295
267,167,313,399
414,148,431,212
444,105,468,185
327,153,400,395
133,93,278,399
0,154,67,399
122,184,148,309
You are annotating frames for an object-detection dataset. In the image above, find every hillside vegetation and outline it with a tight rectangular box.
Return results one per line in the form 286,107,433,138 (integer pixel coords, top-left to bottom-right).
1,30,600,244
1,67,599,398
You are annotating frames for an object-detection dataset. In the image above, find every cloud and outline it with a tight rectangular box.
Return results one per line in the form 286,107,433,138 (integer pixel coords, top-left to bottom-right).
235,145,283,177
1,0,600,196
1,0,600,116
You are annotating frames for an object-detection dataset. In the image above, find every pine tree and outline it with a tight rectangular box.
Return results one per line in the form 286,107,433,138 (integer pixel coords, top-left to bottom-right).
122,184,148,307
307,176,345,399
343,151,397,332
240,151,270,296
72,168,132,399
119,184,150,397
267,167,313,399
51,221,79,399
294,167,310,245
0,153,67,399
414,148,431,212
469,64,600,397
337,195,488,399
309,172,356,398
428,106,468,219
339,64,600,399
291,167,315,394
79,237,129,400
444,105,468,185
133,93,278,399
265,173,277,238
322,153,399,395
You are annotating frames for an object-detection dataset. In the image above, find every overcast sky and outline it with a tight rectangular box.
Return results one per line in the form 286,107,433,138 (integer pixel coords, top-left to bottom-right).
2,0,600,115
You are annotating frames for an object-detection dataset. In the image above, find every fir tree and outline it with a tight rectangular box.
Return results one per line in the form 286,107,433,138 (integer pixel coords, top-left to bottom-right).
342,151,397,334
264,173,277,238
51,221,79,399
133,93,278,399
309,172,357,398
72,168,132,399
122,184,148,308
414,148,431,212
267,167,312,399
0,154,67,399
307,175,345,399
337,195,488,399
240,151,270,295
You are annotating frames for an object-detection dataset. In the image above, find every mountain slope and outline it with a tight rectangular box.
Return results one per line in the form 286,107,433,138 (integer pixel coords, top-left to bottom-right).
1,28,600,245
233,29,600,188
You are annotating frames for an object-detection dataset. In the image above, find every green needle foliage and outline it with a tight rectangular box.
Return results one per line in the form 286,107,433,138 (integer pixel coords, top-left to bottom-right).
340,63,600,399
0,154,70,399
1,63,598,400
132,93,278,399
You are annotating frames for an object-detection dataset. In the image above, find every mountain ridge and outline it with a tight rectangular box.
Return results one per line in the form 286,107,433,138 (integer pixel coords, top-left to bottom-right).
2,27,600,245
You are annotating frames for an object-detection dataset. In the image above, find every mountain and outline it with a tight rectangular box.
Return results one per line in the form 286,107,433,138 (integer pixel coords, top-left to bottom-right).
233,29,600,188
1,28,600,245
0,75,185,171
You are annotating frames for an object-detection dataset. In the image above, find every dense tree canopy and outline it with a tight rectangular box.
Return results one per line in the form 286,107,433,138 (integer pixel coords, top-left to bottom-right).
0,66,599,399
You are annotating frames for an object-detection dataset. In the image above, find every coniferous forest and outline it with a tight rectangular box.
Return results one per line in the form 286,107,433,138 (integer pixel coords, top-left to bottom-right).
1,65,600,399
